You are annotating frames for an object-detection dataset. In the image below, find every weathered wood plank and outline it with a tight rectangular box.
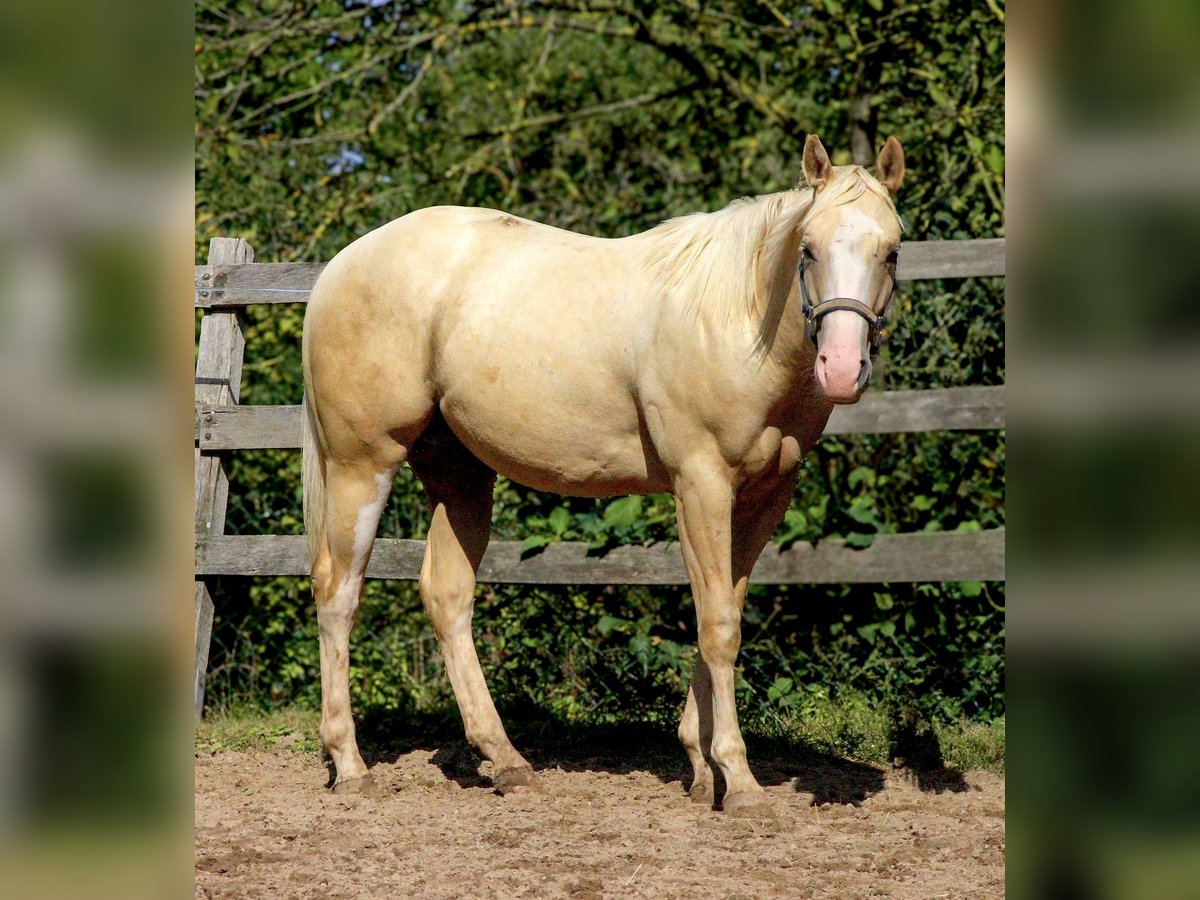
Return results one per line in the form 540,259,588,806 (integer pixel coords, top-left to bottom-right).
196,385,1005,451
194,239,251,534
195,528,1005,584
193,238,1005,306
825,385,1004,434
195,261,326,307
193,313,244,534
194,582,215,719
194,237,254,719
195,402,300,449
897,238,1004,280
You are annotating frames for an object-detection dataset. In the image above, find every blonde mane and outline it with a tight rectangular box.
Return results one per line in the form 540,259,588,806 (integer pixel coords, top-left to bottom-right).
640,167,902,341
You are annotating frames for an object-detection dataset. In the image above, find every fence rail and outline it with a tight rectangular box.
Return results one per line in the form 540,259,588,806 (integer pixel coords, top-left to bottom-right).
195,385,1004,451
193,235,1006,717
193,238,1004,307
197,529,1005,585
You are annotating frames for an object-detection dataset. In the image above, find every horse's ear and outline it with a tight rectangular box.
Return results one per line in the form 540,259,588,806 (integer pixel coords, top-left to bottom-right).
803,134,833,190
875,136,905,196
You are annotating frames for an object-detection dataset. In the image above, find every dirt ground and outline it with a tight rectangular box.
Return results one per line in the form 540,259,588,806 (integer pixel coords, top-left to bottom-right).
195,737,1004,899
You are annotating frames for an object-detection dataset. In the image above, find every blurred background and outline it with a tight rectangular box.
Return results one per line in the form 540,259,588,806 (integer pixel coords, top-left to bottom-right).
0,0,1195,895
1007,0,1200,896
0,0,191,896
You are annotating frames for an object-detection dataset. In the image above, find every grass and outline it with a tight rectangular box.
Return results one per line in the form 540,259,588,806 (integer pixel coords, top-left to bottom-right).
762,697,1006,774
196,707,322,756
197,701,1005,775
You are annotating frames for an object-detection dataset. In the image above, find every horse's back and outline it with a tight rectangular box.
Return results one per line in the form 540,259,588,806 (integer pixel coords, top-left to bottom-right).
309,205,612,316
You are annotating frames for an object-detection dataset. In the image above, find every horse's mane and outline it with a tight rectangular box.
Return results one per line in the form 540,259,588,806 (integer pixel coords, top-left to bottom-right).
640,167,901,343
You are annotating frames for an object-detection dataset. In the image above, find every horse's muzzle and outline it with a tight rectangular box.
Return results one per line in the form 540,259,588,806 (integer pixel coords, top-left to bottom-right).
815,350,870,404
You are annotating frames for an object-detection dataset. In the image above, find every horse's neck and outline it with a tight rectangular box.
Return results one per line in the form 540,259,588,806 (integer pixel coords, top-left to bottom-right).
749,232,807,364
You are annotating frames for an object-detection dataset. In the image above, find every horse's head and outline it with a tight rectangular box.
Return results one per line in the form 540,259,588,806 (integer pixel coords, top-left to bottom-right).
799,134,905,404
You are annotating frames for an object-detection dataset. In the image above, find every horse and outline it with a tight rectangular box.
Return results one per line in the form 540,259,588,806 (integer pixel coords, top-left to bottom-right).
301,134,905,817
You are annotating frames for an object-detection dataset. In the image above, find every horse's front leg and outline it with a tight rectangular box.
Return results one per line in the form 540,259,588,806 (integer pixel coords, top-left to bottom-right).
674,463,775,817
678,469,798,811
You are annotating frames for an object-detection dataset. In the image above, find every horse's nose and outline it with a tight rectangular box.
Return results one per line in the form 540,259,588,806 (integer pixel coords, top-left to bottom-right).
815,352,869,404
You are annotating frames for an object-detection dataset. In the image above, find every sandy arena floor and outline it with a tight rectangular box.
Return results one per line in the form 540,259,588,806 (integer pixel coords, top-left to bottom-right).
195,740,1003,898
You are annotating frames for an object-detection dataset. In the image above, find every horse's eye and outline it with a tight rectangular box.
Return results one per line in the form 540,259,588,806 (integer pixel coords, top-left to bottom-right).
803,246,817,263
885,250,899,267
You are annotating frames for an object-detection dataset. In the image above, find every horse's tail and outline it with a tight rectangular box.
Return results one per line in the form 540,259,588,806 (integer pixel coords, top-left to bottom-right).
301,388,326,570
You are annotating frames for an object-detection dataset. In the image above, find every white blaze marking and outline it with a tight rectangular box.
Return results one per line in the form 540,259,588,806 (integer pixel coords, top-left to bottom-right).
820,208,885,354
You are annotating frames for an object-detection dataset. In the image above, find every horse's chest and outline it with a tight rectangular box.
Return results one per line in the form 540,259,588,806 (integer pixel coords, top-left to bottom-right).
730,394,831,485
736,427,805,483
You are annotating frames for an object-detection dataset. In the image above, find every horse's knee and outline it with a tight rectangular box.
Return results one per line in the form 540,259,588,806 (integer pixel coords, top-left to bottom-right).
698,608,742,667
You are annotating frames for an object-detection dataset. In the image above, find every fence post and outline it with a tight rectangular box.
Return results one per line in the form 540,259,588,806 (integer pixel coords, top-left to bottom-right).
194,237,252,718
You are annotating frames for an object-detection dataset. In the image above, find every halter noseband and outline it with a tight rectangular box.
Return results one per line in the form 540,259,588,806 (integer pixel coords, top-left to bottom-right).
798,254,897,360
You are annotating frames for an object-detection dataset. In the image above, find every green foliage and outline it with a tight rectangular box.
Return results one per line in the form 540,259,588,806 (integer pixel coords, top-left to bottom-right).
196,1,1004,737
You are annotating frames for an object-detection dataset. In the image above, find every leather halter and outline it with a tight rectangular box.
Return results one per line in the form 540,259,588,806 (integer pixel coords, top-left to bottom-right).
798,254,897,359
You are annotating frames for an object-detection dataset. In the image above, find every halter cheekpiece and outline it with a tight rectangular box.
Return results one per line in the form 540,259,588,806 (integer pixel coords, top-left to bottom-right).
797,254,897,359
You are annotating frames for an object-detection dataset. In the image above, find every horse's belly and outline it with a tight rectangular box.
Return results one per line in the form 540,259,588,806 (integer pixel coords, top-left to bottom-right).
438,389,668,498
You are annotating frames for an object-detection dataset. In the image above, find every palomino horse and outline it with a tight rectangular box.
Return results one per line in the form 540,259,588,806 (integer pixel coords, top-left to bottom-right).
302,134,904,817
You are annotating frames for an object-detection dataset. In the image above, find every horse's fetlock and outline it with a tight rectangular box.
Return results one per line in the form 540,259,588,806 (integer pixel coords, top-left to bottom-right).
710,734,747,768
320,719,352,751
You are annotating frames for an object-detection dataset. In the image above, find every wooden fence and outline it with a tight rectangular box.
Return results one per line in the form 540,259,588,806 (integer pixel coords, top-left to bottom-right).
193,236,1006,716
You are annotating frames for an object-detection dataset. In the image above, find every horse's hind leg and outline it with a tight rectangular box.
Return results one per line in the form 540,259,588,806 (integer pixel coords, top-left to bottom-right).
312,458,397,792
410,452,538,794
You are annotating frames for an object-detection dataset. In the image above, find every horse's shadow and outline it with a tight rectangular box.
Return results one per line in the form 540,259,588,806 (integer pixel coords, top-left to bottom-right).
347,709,968,806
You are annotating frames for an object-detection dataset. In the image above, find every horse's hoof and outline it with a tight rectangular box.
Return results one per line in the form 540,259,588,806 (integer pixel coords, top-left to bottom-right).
493,765,540,795
688,782,715,806
332,774,381,796
722,791,776,819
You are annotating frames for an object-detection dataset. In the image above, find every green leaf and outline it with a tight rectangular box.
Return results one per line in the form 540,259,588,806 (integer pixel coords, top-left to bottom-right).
776,508,809,550
911,494,936,511
597,615,627,636
846,498,880,525
986,145,1005,175
843,532,876,549
603,495,643,529
958,580,983,598
519,534,551,557
548,506,570,535
848,466,876,489
767,676,794,702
